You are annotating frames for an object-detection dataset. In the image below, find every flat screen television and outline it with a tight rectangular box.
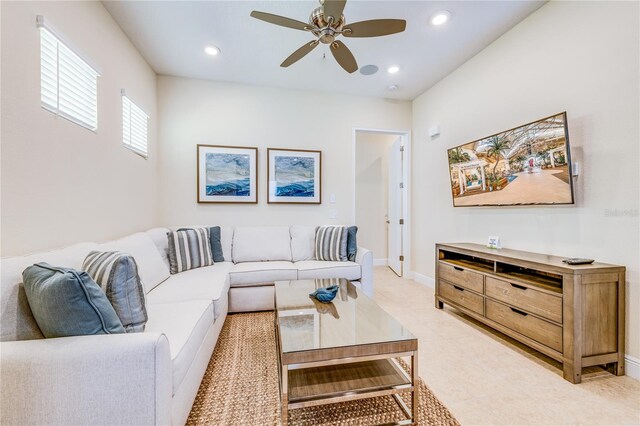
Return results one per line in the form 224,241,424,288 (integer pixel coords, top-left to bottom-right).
447,112,574,207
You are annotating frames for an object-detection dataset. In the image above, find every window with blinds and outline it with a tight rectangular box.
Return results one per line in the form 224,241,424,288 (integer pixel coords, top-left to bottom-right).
39,18,99,131
122,94,149,158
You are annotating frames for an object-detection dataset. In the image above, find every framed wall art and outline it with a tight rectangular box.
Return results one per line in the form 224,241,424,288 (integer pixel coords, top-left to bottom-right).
267,148,321,204
197,144,258,203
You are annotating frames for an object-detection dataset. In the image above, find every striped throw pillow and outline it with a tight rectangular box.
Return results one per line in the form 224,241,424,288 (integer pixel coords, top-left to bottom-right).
315,226,348,262
167,227,214,274
82,251,147,333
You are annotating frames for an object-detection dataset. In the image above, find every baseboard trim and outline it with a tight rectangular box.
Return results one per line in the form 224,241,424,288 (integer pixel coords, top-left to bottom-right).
373,258,388,266
410,271,435,288
625,354,640,380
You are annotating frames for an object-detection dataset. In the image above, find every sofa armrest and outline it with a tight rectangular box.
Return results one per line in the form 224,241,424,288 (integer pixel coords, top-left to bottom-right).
1,333,172,426
355,246,374,297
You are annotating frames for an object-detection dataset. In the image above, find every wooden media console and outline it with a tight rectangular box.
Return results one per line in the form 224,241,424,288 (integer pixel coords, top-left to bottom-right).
435,243,625,384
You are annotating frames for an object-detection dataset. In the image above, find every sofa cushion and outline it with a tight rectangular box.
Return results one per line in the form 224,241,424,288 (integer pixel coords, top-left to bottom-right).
1,242,98,342
290,225,316,262
145,300,214,395
146,227,171,269
232,227,292,263
296,260,361,280
229,261,298,287
82,251,147,332
145,263,232,320
23,263,125,338
98,233,170,294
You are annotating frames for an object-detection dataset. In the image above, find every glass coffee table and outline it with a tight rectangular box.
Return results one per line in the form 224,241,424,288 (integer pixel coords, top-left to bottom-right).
275,279,418,425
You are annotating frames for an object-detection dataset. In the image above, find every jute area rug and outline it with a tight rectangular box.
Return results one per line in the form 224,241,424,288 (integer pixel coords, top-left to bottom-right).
187,312,460,426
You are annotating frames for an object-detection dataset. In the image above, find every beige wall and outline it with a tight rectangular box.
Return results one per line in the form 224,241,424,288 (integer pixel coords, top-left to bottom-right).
157,76,411,229
1,1,159,256
355,132,398,261
411,1,640,357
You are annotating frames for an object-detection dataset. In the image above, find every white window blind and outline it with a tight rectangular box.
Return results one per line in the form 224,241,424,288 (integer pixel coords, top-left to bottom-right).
122,94,149,158
39,17,99,131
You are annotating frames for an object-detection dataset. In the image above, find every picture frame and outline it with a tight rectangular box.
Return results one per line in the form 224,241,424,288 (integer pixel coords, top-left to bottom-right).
267,148,321,204
197,144,258,204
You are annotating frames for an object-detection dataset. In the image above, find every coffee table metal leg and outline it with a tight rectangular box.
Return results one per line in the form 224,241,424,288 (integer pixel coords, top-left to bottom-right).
411,351,418,424
281,366,288,426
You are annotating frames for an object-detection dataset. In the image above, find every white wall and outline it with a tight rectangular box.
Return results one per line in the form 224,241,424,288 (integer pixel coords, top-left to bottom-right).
412,1,640,358
355,132,398,261
1,1,159,256
157,76,411,228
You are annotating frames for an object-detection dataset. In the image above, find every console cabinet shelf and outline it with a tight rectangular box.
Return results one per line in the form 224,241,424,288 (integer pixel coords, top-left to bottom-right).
434,243,626,383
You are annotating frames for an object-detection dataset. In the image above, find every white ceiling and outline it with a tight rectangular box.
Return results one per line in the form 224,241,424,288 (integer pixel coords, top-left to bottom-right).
103,1,545,100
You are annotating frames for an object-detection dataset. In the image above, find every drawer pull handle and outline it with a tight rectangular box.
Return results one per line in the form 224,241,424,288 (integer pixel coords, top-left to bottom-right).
453,285,465,291
453,266,464,272
510,307,528,316
510,283,527,290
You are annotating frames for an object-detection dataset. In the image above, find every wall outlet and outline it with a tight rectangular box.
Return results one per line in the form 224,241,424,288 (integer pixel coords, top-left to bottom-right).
329,194,336,204
329,209,337,219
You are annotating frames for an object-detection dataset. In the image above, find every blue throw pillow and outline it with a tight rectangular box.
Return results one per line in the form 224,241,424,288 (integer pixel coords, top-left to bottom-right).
209,226,225,262
22,263,125,338
347,226,358,261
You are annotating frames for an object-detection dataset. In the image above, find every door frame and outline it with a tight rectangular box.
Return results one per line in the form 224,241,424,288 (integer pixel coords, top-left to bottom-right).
352,127,412,278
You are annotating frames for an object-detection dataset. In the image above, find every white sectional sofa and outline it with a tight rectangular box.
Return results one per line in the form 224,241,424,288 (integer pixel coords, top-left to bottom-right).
0,226,372,426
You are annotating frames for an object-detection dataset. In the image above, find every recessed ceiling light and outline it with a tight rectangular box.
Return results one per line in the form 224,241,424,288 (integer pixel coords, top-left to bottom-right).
430,11,451,26
387,65,400,74
204,45,220,56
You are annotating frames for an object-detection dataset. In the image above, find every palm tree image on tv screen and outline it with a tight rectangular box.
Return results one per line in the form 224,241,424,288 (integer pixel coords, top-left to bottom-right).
447,112,574,207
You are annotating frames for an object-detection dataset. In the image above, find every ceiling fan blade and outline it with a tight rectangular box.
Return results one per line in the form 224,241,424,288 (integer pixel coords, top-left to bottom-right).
250,11,315,32
323,0,347,23
330,40,358,73
343,19,406,38
281,41,320,67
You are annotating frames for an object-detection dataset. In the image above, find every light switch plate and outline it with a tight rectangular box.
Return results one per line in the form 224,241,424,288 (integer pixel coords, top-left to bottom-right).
329,194,336,203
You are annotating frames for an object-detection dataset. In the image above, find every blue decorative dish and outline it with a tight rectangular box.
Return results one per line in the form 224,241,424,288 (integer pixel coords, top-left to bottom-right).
309,285,339,303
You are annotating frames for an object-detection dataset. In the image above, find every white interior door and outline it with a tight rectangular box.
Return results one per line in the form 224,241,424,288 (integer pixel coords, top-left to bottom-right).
388,138,403,276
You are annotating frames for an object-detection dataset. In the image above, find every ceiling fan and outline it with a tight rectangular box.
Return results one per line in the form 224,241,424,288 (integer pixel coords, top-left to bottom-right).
250,0,406,73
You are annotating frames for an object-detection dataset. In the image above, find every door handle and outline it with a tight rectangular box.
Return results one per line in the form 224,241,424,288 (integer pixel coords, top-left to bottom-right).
386,220,390,224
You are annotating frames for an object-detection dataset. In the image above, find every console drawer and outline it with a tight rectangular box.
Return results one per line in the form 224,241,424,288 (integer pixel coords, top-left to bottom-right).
485,277,562,323
439,280,484,315
438,262,484,293
486,299,562,352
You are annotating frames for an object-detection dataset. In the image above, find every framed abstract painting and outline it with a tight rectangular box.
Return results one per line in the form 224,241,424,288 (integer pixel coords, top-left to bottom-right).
197,144,258,203
267,148,321,204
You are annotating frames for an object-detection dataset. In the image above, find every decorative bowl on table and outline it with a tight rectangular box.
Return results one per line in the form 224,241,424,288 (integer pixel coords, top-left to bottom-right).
309,285,339,303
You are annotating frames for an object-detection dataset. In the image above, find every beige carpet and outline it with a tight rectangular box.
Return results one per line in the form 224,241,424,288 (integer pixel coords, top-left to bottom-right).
187,312,460,426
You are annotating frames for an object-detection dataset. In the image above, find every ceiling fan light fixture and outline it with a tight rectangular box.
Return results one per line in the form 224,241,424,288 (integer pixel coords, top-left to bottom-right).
387,65,400,74
204,45,220,56
430,11,451,26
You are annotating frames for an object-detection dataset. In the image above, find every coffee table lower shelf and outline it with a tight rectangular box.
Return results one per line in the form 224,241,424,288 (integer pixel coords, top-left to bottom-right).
280,355,417,425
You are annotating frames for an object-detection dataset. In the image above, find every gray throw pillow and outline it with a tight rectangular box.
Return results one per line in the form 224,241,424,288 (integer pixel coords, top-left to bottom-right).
209,226,225,262
347,226,358,261
82,251,148,333
167,227,214,274
315,226,348,262
22,263,125,338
